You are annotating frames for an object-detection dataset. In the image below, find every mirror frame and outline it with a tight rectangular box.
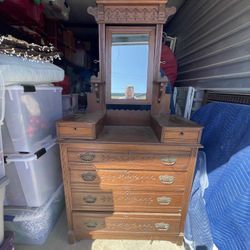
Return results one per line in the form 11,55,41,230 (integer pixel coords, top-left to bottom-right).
106,26,155,105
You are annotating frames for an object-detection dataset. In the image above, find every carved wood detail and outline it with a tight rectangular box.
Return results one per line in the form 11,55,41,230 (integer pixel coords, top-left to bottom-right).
115,192,154,205
105,222,156,232
96,0,168,4
76,152,181,162
98,196,111,203
88,5,176,24
88,192,154,205
99,173,158,183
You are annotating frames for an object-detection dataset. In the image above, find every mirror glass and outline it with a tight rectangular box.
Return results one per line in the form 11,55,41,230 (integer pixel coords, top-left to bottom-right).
111,34,149,100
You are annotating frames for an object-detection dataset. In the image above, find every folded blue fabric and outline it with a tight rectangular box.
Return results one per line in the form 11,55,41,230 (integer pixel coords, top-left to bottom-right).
188,102,250,250
205,146,250,250
185,152,214,250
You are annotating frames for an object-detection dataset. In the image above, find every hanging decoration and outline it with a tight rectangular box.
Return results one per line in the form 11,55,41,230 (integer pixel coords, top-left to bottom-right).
0,35,61,63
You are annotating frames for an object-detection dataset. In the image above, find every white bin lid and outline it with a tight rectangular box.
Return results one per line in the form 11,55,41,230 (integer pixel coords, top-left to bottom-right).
5,84,62,92
4,141,56,164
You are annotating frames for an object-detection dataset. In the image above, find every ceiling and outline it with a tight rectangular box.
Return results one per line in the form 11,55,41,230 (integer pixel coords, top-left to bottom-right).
65,0,185,40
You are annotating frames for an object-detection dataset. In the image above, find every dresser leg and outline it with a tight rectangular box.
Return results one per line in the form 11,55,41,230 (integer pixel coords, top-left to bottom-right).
176,236,183,246
68,230,76,244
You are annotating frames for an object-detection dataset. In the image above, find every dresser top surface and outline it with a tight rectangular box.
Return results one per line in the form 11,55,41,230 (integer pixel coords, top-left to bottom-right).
58,113,202,129
152,115,203,129
96,126,159,143
57,112,202,147
58,112,105,126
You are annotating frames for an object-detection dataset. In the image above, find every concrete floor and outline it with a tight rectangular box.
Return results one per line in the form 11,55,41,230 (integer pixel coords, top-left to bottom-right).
15,210,185,250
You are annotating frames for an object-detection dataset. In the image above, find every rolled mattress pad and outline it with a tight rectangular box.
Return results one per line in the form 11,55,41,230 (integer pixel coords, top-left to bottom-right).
0,54,64,85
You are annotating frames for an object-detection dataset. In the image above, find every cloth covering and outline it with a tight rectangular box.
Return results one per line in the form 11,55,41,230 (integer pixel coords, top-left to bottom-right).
185,102,250,250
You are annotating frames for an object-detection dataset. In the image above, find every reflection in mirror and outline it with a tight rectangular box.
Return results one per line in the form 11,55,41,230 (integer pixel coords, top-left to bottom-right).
111,34,149,100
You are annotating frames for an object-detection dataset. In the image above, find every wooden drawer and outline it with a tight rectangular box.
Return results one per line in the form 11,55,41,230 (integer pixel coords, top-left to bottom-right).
73,212,181,237
58,126,94,139
70,170,187,191
71,189,183,213
163,129,200,143
151,115,202,145
57,112,105,139
68,150,191,171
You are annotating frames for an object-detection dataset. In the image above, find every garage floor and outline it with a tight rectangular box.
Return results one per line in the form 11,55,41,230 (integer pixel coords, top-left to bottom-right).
15,210,185,250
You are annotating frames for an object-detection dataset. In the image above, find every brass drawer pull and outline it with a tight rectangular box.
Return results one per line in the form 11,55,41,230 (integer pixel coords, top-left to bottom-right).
155,223,170,231
83,195,97,204
80,152,95,163
84,221,98,229
81,172,97,182
157,196,172,205
159,175,175,184
161,157,177,166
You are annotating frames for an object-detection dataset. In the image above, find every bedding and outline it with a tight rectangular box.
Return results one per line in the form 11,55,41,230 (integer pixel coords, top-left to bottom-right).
0,54,64,85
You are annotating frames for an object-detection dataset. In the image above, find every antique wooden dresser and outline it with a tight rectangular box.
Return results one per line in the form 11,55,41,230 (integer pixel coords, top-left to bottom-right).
57,0,202,245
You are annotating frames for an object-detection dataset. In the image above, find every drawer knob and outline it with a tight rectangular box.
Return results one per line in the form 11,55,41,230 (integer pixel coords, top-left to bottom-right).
157,196,172,205
80,152,95,163
83,195,97,204
84,221,98,229
159,175,175,185
155,223,170,231
161,157,177,166
81,172,97,182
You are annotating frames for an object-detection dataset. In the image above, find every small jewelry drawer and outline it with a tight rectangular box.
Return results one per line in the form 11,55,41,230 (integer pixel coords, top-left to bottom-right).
163,129,201,143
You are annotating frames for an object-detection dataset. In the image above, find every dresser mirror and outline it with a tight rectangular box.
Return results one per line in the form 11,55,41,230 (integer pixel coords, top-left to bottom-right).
106,26,155,105
87,0,177,115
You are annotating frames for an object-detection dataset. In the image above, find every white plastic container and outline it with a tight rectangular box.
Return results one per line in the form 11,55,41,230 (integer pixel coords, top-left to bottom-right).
0,67,5,179
4,141,62,207
4,183,64,245
0,176,9,246
2,85,62,153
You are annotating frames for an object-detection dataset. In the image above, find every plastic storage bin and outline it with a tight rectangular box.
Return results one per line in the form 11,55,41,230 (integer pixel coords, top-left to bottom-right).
2,85,62,153
0,72,5,179
0,176,9,246
4,184,64,245
4,142,62,207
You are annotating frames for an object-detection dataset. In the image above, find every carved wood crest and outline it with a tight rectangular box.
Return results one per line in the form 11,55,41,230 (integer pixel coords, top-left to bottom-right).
88,5,176,24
